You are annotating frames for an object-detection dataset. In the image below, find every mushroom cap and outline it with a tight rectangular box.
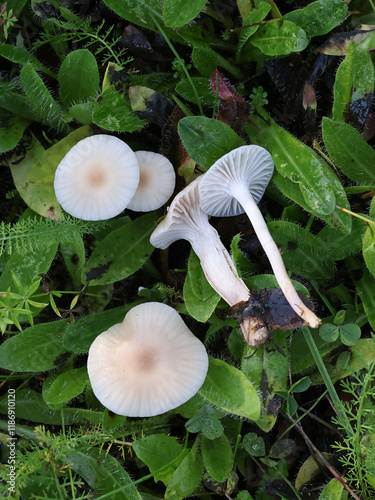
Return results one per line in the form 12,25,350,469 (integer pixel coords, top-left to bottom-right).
150,176,208,249
199,145,274,217
127,151,176,212
87,302,208,417
54,135,140,221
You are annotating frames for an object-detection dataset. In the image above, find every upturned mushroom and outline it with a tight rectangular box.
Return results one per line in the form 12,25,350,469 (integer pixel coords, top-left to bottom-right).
87,302,208,417
150,176,250,308
54,134,140,221
127,150,176,212
198,145,321,329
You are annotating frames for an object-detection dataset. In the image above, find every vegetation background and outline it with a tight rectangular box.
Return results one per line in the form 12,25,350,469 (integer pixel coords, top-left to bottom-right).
1,0,375,499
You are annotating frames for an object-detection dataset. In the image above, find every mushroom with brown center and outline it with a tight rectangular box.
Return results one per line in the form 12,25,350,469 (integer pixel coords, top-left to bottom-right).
198,145,321,329
87,302,208,417
127,150,176,212
54,134,140,221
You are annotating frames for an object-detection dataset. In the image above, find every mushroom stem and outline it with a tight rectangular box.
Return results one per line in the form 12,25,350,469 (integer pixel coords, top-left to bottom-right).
233,184,321,328
192,225,250,307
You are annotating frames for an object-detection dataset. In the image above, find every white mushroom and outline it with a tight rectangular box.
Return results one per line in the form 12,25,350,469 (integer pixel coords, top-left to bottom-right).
87,302,208,417
54,134,140,221
150,176,250,308
198,145,321,328
127,151,176,212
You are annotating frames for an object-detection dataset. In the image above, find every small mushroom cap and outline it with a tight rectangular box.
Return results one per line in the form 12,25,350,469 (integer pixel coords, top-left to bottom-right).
54,135,140,221
87,302,208,417
127,151,176,212
199,145,274,217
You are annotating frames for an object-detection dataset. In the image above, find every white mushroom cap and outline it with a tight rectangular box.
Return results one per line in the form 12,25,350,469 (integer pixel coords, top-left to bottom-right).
54,135,140,221
87,302,208,417
199,145,274,217
127,151,176,212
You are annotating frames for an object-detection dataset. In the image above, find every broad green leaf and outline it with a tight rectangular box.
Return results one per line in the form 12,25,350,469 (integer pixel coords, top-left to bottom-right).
93,86,147,132
295,452,332,492
63,303,143,353
245,274,310,296
176,78,216,107
84,212,156,286
0,389,103,425
246,111,352,233
201,434,233,482
319,478,345,500
69,101,94,124
251,20,308,56
165,439,203,499
0,319,69,372
132,434,187,485
320,324,340,343
191,47,218,77
317,217,365,261
68,448,142,500
340,324,361,346
28,125,91,185
0,116,30,153
0,44,56,77
185,405,225,439
268,221,336,279
199,356,260,420
20,63,70,133
363,197,375,277
60,232,86,289
183,250,220,323
269,439,294,459
357,270,375,330
178,116,245,170
242,432,266,457
323,118,375,185
237,2,271,57
163,0,207,28
43,366,88,405
332,42,374,121
58,49,99,107
284,0,348,39
0,89,40,121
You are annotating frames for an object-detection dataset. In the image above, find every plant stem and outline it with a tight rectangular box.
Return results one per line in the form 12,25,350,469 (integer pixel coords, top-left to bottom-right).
301,326,354,437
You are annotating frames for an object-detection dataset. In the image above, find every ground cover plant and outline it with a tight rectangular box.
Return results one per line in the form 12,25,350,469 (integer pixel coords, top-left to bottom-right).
1,0,375,498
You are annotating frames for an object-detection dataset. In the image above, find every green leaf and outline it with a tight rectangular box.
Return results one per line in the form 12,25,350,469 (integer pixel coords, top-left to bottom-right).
242,432,266,457
319,478,345,500
58,49,99,107
84,212,156,286
68,447,142,500
132,434,187,485
340,324,361,346
20,63,70,133
267,221,336,279
284,0,348,39
183,250,220,323
178,116,245,170
199,357,260,420
0,116,30,154
163,0,207,28
291,376,311,393
63,303,142,353
332,42,374,121
43,366,88,405
320,324,340,343
269,439,294,459
185,405,225,439
317,218,365,261
93,86,147,132
246,111,351,233
176,77,216,107
0,389,103,425
251,20,309,56
165,439,203,500
0,319,69,372
322,118,375,185
363,198,375,277
0,44,57,78
201,433,233,482
237,2,271,56
191,46,218,77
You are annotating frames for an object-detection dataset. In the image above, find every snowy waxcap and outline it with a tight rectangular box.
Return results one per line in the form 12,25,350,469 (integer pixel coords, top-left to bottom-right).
199,145,274,217
87,302,208,417
127,151,176,212
54,134,140,221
